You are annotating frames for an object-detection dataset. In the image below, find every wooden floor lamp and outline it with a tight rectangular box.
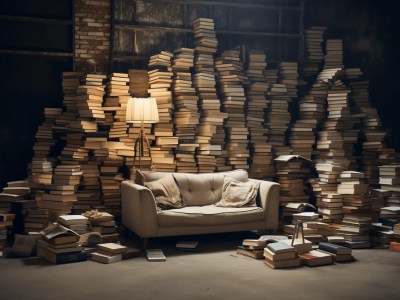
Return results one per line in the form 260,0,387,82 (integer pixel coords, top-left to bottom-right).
126,97,159,170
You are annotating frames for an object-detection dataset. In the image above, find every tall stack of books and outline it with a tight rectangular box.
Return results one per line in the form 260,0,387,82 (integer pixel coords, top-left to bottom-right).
263,241,301,269
324,39,344,69
38,165,82,221
303,26,326,77
265,83,292,156
37,223,87,264
215,48,249,170
77,74,106,121
274,155,313,228
128,69,149,97
192,18,227,172
245,50,274,180
313,163,345,223
172,47,200,173
96,143,125,216
148,51,177,172
278,62,298,101
104,73,130,141
289,82,327,159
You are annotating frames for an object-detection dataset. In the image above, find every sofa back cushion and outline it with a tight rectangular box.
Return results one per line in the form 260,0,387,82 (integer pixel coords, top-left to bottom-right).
174,170,249,206
136,169,249,206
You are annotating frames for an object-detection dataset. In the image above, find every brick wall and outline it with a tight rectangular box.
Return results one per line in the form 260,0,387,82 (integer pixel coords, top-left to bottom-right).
74,0,111,74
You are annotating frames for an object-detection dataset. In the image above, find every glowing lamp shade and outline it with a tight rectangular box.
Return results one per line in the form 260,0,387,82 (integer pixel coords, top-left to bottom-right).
126,97,159,124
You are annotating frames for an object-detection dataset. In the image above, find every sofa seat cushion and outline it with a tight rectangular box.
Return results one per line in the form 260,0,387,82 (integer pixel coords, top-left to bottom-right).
157,205,264,227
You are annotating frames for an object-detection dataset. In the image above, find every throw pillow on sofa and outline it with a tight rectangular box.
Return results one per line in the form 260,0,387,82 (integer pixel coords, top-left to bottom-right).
144,174,184,210
215,176,260,208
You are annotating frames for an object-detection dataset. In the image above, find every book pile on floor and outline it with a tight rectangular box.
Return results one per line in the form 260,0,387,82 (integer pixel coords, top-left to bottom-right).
146,248,166,262
91,242,128,264
303,26,326,77
370,222,395,248
336,171,372,248
37,223,87,264
318,241,354,262
83,210,120,243
148,51,178,172
172,47,199,173
263,241,301,269
0,213,15,251
215,48,249,170
245,50,274,180
236,239,266,259
298,249,333,267
192,18,227,172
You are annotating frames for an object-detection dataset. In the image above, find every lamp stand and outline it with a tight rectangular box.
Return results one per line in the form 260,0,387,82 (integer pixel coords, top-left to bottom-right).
133,121,153,170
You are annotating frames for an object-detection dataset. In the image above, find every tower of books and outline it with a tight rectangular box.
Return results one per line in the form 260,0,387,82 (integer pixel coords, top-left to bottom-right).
148,51,178,172
192,18,228,172
244,50,274,180
172,48,200,173
215,48,249,170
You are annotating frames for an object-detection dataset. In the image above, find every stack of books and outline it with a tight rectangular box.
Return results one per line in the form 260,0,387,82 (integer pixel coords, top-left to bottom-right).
278,62,298,100
245,50,274,180
274,155,313,226
263,241,301,269
215,48,249,170
337,216,371,249
298,249,334,267
171,47,199,173
77,74,106,121
38,223,87,264
324,39,344,70
379,165,400,194
0,213,15,251
303,26,326,77
91,242,128,264
318,242,354,262
24,208,49,234
265,82,291,156
370,222,395,248
192,18,227,172
148,51,177,172
58,214,89,235
84,210,119,243
0,181,29,214
236,239,266,259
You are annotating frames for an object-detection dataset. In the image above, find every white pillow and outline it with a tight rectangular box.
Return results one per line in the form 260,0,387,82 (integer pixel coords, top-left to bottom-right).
215,176,260,208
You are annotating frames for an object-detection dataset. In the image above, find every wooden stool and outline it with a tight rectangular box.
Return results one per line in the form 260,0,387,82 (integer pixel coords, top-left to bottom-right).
291,220,305,245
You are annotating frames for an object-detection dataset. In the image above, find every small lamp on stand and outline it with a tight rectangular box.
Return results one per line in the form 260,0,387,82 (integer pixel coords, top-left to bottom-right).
126,97,159,171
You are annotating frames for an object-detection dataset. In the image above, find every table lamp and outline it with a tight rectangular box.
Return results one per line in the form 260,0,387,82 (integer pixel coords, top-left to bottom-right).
126,97,159,170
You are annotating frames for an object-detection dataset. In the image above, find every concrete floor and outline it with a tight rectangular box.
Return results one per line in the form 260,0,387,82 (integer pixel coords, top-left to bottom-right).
1,231,400,300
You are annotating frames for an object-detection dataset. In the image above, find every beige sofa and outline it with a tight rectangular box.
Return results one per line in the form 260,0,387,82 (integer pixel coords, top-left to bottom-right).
121,169,280,241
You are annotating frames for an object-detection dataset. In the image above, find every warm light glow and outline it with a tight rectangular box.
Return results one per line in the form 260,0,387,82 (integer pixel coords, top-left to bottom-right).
126,97,159,123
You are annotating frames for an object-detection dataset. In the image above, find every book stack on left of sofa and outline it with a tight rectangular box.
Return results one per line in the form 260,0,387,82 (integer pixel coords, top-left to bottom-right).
37,223,87,264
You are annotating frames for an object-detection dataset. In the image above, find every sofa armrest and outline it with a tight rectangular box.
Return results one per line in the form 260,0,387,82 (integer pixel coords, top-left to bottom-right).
121,180,159,238
254,179,280,230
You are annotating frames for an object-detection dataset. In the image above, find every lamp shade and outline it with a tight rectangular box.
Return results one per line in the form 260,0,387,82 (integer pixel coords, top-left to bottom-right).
126,97,159,124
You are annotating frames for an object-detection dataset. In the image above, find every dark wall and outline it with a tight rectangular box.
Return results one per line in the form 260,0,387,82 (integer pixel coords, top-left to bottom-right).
0,0,73,189
305,0,400,150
